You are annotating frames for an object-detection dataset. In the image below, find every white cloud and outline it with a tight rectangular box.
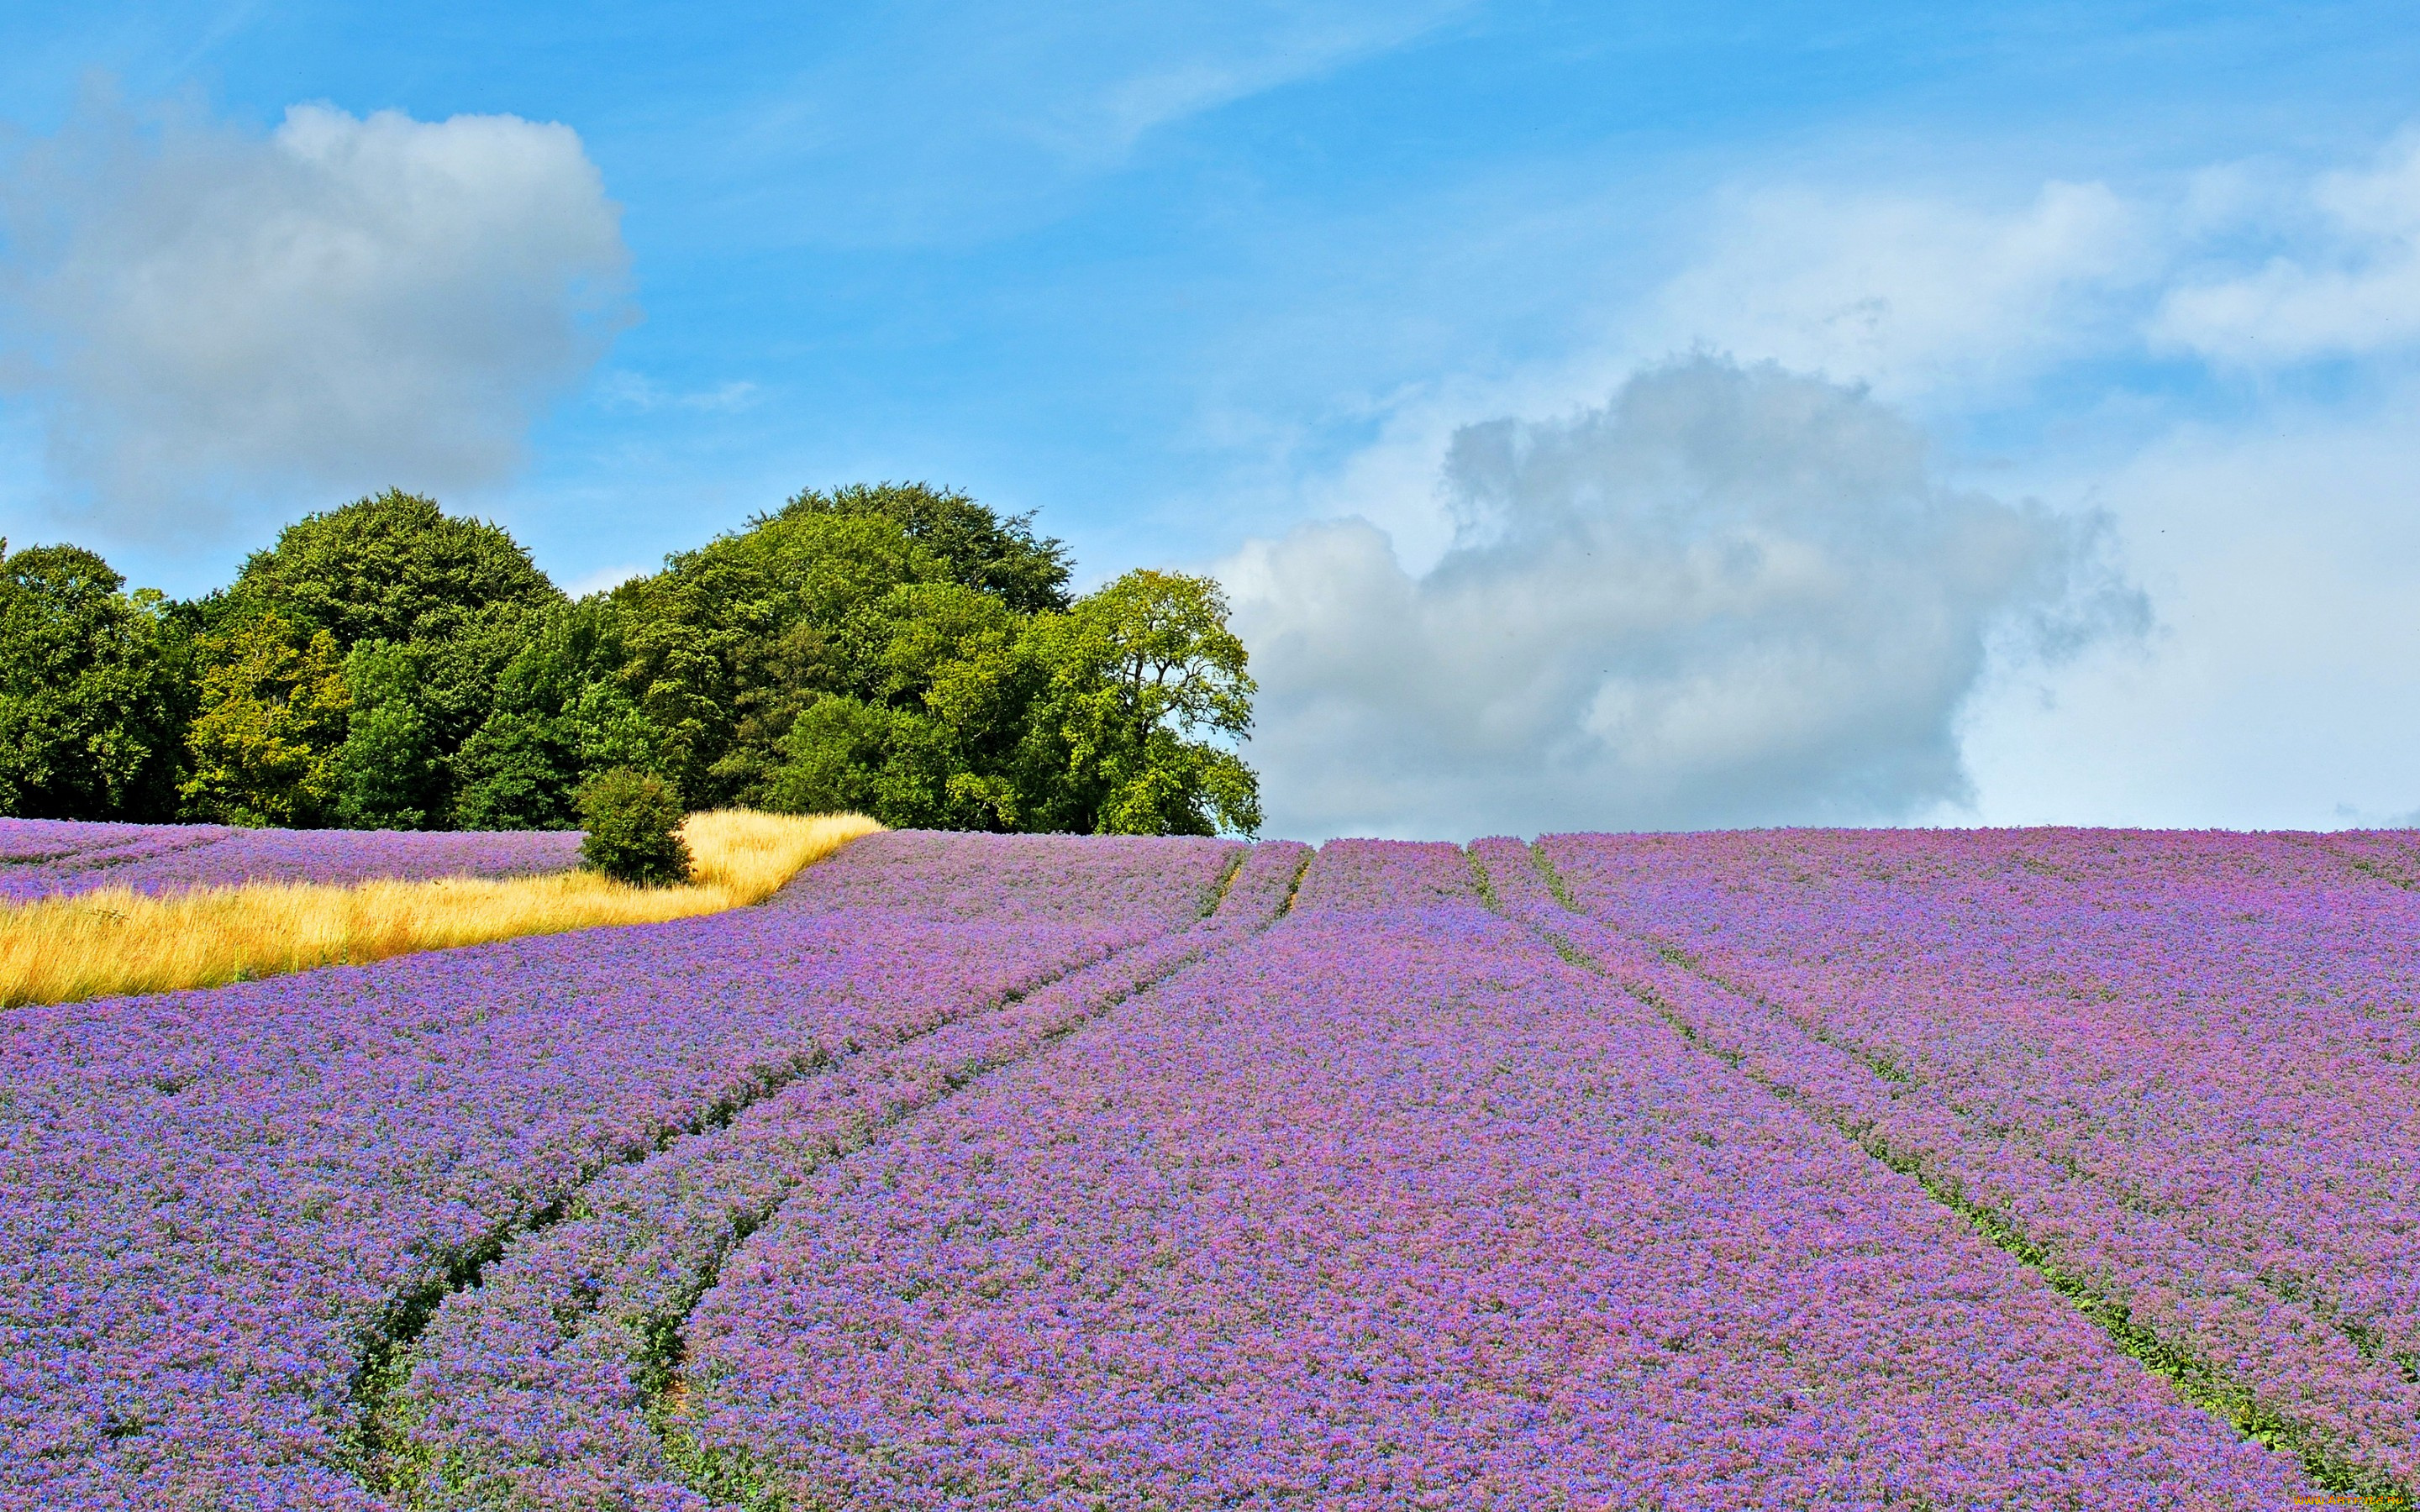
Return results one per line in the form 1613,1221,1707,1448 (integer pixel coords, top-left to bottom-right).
1051,3,1468,166
1238,176,2170,585
2152,131,2420,365
1225,357,2145,838
1634,132,2420,388
1954,377,2420,829
1196,123,2420,838
0,93,630,541
1636,180,2154,403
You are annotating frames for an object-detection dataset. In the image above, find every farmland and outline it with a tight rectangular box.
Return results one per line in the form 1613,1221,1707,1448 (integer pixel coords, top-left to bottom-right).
7,826,2419,1508
0,813,880,1007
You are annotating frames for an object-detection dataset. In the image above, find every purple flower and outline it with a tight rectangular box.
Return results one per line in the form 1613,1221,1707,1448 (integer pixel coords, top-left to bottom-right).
665,840,2312,1510
0,831,1241,1508
1497,826,2420,1491
0,818,584,903
3,826,2375,1509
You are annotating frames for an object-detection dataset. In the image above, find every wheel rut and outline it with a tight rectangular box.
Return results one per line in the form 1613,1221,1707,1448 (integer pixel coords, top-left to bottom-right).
1464,838,2413,1504
360,843,1310,1509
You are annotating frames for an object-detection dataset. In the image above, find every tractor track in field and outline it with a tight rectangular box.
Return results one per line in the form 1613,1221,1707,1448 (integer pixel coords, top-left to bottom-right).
1465,840,2416,1506
346,846,1317,1510
339,924,1155,1495
647,848,1313,1509
342,853,1260,1499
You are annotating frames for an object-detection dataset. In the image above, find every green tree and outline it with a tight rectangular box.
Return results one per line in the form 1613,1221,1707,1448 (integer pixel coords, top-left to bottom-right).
622,485,1081,820
452,599,667,829
206,490,565,827
776,481,1071,613
150,480,1260,839
577,768,691,885
1020,570,1261,836
449,711,577,831
181,613,352,827
219,488,560,648
332,642,444,828
0,540,187,820
765,580,1040,830
613,510,941,806
765,696,966,827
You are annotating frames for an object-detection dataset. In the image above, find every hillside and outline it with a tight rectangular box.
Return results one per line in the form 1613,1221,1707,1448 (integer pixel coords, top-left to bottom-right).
7,827,2412,1504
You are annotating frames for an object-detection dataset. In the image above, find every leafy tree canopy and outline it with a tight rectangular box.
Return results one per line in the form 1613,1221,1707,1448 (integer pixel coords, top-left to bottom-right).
765,569,1261,837
180,612,351,827
333,642,445,830
1020,570,1261,837
775,481,1072,615
0,541,187,821
611,507,945,807
0,480,1262,838
765,581,1035,830
576,768,692,885
196,490,568,827
452,598,665,831
220,488,562,649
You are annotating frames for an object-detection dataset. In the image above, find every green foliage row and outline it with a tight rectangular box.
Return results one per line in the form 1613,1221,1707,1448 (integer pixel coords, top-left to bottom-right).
0,482,1262,837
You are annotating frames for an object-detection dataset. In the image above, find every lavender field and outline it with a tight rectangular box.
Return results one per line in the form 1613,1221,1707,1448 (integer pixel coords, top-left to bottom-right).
7,827,2418,1509
0,818,582,904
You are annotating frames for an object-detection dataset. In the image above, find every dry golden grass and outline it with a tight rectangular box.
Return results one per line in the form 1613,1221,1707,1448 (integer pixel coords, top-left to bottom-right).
0,810,882,1009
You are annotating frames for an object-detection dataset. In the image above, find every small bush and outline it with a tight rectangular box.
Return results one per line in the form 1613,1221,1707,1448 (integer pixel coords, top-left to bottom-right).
576,769,692,885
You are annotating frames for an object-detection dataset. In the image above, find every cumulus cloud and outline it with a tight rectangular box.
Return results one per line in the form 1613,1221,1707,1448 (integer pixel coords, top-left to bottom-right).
2153,131,2420,365
0,93,630,539
1230,124,2420,837
1253,176,2172,585
1223,358,2146,838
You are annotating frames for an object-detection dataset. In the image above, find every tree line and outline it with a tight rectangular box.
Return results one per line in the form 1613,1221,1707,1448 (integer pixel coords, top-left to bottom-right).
0,484,1262,836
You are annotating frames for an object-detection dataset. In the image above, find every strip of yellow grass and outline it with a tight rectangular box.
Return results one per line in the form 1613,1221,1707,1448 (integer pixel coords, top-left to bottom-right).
0,811,882,1009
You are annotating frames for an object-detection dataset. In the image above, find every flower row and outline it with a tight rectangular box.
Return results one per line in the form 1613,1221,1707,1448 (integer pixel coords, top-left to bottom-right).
665,839,2306,1509
0,831,1236,1509
0,817,586,903
1509,827,2420,1488
383,840,1311,1510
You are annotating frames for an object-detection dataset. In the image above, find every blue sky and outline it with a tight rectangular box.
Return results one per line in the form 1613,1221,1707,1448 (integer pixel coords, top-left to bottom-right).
5,3,2420,836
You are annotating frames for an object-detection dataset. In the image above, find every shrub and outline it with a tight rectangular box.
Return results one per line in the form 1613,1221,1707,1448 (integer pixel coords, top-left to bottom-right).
576,769,692,885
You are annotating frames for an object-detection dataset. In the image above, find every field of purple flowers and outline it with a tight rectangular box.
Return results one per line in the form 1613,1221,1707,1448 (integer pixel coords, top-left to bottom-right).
1502,828,2420,1494
0,818,582,903
8,826,2418,1508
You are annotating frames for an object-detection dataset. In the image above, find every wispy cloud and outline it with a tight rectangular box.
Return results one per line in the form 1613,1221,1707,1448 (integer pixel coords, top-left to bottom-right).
1039,3,1470,167
594,371,759,413
696,1,1473,247
2152,130,2420,366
